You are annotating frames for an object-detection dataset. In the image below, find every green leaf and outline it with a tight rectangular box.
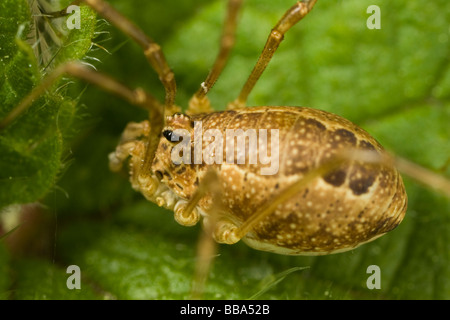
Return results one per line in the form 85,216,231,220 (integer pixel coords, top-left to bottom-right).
0,0,97,209
1,0,449,300
10,258,101,299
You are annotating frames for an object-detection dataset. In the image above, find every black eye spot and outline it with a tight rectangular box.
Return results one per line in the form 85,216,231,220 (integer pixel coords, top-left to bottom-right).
155,170,163,180
163,130,173,141
163,129,183,143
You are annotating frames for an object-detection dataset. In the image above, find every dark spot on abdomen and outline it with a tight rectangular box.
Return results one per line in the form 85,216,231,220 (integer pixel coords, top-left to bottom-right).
350,179,373,195
323,169,347,187
360,140,376,151
327,128,357,149
334,128,357,145
302,188,309,198
305,118,326,131
349,172,376,195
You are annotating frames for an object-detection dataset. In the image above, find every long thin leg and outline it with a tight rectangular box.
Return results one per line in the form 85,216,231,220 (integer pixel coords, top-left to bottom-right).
350,150,450,198
36,0,178,111
176,169,224,299
228,0,318,109
82,0,178,112
0,63,159,129
187,0,243,115
0,62,164,182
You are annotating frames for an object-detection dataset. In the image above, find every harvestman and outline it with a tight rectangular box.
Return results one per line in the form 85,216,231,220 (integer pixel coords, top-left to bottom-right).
1,0,449,297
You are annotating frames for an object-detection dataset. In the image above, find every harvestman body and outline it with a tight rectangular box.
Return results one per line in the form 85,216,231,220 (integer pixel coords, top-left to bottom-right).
111,106,407,255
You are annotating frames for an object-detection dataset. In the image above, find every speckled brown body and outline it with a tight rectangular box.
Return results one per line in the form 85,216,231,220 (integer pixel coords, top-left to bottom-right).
147,106,407,255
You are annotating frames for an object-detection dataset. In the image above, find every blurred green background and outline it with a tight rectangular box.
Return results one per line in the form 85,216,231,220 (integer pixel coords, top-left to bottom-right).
0,0,449,299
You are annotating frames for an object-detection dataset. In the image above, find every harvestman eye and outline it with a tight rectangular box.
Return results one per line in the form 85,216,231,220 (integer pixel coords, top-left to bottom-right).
163,129,184,143
162,130,173,142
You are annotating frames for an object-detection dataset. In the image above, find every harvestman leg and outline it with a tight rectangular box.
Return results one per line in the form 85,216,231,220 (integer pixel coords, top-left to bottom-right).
187,0,243,115
80,0,179,113
43,0,178,113
0,62,164,186
178,170,226,299
228,0,318,109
